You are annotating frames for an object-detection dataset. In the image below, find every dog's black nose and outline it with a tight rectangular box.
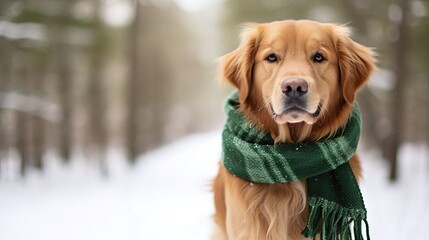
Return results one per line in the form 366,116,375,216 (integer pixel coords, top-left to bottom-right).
282,78,308,98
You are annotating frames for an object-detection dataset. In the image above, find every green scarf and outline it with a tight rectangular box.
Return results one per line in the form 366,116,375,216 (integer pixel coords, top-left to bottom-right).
221,91,369,240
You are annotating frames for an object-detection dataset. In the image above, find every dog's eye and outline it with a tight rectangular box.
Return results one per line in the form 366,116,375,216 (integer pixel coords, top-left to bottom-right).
312,53,325,63
265,54,278,63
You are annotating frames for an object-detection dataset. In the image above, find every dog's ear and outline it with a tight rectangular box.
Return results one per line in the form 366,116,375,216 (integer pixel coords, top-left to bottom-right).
334,26,376,105
221,23,262,103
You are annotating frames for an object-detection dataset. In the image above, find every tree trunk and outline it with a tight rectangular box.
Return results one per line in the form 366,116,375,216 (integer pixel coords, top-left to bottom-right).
51,21,73,163
386,0,410,181
32,116,45,170
15,55,31,176
87,0,108,174
17,112,30,176
30,54,48,170
0,39,10,174
126,0,141,164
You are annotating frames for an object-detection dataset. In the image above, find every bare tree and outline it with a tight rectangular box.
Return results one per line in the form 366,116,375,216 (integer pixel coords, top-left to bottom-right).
386,0,410,181
0,38,12,174
31,53,48,170
51,7,74,163
87,0,108,173
15,54,31,175
126,0,141,164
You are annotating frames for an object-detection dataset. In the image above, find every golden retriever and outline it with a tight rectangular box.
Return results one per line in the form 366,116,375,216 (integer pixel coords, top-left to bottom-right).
213,20,376,240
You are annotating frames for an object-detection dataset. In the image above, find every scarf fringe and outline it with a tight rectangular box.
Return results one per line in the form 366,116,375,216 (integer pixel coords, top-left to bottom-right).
302,197,370,240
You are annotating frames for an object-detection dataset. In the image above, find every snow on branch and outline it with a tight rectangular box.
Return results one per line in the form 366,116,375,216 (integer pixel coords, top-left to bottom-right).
0,21,47,41
0,92,60,122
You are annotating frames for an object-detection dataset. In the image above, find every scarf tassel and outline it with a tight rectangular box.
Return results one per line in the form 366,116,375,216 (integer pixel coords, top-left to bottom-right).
302,198,370,240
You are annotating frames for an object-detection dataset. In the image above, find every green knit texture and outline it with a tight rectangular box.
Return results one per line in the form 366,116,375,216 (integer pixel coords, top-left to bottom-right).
221,91,369,240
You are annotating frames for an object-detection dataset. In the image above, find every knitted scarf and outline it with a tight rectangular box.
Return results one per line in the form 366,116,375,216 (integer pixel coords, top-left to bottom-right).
221,91,369,240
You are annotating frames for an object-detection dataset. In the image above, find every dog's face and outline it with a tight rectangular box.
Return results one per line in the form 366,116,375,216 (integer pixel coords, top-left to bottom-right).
255,21,340,125
222,20,375,130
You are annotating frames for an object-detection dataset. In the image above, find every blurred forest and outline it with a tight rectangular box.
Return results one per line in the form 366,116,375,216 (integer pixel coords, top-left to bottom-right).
0,0,428,181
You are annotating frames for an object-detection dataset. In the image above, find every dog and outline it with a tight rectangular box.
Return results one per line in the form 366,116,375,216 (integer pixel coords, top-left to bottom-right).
212,20,376,240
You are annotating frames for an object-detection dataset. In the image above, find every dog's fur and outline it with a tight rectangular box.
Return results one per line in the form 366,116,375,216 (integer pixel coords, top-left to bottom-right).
213,20,376,240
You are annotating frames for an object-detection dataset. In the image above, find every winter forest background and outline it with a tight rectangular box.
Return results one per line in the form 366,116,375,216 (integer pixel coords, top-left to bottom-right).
0,0,428,239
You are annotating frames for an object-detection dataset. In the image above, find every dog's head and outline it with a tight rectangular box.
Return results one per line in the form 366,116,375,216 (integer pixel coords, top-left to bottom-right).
221,20,376,142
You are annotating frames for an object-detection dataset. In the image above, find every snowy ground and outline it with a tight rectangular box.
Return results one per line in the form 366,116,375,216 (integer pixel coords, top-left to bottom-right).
0,131,428,240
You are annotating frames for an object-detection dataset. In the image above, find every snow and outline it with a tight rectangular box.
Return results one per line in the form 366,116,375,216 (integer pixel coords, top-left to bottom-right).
0,131,428,240
368,68,394,91
0,92,60,122
0,21,46,41
361,144,429,239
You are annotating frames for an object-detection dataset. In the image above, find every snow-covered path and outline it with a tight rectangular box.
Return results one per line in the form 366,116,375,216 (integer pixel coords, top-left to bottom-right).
0,132,428,240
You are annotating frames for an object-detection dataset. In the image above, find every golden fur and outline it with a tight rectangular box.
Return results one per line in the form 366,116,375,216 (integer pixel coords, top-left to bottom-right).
213,20,376,240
